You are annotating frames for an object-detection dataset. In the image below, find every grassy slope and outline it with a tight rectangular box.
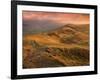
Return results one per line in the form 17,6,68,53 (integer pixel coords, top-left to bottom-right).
23,24,89,68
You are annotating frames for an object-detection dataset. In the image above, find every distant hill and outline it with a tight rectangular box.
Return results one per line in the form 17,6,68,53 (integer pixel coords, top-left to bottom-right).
45,24,89,45
23,19,63,34
24,24,89,46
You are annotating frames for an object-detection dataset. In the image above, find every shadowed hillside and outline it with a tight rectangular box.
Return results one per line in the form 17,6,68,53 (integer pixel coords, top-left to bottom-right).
23,24,89,68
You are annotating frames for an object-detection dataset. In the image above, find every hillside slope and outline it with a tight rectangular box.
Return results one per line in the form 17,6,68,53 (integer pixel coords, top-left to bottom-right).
23,24,89,68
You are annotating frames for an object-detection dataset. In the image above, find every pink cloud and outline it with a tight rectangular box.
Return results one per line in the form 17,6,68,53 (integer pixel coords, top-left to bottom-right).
22,11,90,24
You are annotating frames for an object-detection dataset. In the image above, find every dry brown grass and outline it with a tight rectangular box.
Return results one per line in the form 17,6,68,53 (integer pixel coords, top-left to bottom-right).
23,24,89,68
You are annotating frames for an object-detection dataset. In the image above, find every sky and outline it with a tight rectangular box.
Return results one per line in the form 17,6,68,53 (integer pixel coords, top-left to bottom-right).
23,11,90,24
22,11,90,34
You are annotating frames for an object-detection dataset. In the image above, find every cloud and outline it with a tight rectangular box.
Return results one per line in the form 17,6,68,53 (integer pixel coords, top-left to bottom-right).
23,11,90,24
